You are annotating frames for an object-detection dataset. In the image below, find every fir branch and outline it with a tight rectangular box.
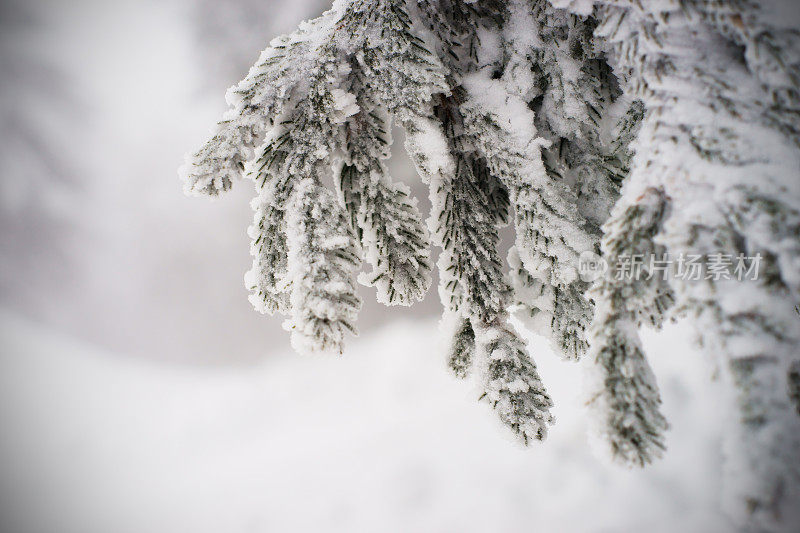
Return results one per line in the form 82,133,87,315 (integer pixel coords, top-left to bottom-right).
284,178,362,355
475,317,555,444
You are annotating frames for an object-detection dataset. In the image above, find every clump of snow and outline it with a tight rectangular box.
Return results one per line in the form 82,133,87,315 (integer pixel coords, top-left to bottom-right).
329,88,360,123
547,0,595,16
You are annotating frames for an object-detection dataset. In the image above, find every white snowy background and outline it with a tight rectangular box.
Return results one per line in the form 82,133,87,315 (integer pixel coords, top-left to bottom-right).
0,1,734,531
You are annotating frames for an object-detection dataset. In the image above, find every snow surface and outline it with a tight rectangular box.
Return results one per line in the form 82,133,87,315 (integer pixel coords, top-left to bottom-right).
0,310,732,533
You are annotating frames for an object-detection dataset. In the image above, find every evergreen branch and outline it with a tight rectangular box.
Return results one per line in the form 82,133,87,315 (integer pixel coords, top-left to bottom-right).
475,317,555,444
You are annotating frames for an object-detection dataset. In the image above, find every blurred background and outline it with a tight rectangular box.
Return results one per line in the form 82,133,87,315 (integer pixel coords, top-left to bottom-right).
0,1,732,531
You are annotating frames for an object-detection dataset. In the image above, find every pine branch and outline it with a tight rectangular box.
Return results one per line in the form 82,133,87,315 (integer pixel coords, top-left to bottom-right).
245,125,295,315
587,316,667,466
592,2,800,524
689,0,800,145
445,314,475,379
586,187,672,466
181,4,800,524
338,75,432,306
180,10,341,196
345,0,449,119
285,178,362,355
475,318,555,444
460,71,597,362
431,95,510,323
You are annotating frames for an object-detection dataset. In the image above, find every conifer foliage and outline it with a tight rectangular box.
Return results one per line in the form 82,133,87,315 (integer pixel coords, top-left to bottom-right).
182,1,800,529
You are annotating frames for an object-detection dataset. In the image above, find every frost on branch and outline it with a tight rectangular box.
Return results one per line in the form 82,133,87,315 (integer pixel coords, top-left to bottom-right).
285,178,362,355
692,0,800,145
338,69,432,306
188,0,449,355
183,0,800,527
587,317,666,466
180,11,340,196
421,91,553,442
458,0,635,363
444,314,475,379
586,188,672,466
590,1,800,528
242,53,361,350
476,318,555,445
